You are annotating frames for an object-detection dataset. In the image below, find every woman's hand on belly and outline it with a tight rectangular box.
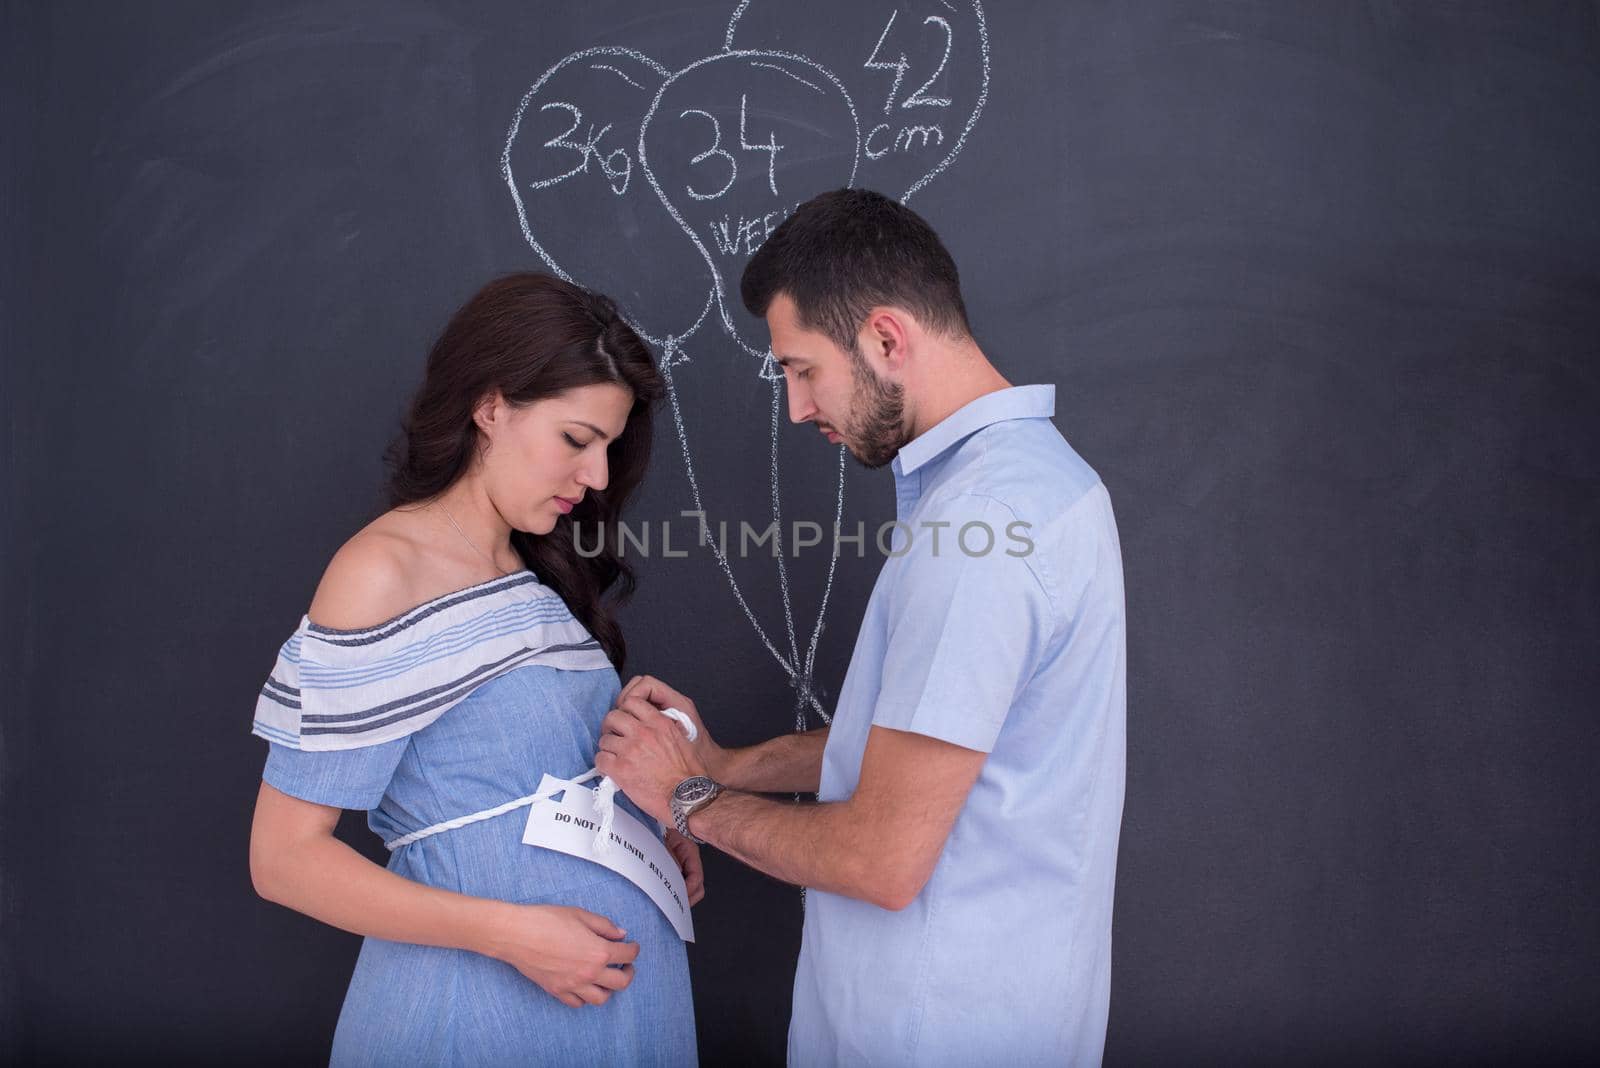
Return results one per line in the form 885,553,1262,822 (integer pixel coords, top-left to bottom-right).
478,902,640,1008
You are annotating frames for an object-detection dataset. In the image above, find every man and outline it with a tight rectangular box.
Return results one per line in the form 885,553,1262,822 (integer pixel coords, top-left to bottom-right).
595,188,1126,1066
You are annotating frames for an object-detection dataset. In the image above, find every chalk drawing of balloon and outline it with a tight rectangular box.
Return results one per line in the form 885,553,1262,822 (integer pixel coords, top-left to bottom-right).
725,0,989,203
639,51,860,368
635,51,862,723
503,47,714,349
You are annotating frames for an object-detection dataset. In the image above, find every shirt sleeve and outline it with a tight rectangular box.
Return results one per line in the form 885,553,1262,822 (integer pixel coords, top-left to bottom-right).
261,736,409,811
871,494,1055,753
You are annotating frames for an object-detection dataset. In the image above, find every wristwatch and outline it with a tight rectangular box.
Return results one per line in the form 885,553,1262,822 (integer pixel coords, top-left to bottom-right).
670,775,724,844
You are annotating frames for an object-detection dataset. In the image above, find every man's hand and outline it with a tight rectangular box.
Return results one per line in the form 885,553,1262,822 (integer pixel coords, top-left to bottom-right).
596,695,709,825
617,675,728,781
664,829,706,905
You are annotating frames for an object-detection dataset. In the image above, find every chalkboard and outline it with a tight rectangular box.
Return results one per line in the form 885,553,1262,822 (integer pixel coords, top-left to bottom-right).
3,1,1598,1063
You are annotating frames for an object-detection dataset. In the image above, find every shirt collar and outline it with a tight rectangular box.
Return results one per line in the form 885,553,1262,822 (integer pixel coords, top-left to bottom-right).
892,384,1057,478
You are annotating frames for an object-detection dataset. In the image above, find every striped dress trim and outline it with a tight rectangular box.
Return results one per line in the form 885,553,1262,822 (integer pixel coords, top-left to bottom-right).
250,570,612,752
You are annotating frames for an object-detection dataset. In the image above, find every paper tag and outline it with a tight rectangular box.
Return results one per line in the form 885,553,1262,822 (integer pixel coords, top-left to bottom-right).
521,774,694,942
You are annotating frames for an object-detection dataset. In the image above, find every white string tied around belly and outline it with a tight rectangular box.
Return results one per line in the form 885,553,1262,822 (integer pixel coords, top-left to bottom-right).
382,707,698,854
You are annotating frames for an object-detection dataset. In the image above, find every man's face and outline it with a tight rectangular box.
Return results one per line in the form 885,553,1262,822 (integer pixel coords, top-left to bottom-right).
765,293,907,468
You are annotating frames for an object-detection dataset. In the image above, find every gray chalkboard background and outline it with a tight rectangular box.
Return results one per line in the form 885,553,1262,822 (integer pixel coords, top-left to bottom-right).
4,1,1598,1063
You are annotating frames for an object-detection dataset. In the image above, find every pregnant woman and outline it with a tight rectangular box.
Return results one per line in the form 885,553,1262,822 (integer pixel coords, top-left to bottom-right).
247,273,700,1066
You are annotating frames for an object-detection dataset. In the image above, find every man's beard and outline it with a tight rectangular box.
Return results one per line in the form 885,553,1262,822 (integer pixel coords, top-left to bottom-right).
841,341,908,469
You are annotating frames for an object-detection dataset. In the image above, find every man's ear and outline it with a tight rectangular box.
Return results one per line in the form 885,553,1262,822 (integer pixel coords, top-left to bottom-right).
862,308,912,372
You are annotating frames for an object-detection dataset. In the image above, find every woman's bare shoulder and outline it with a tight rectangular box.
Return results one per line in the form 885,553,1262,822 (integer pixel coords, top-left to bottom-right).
306,512,430,631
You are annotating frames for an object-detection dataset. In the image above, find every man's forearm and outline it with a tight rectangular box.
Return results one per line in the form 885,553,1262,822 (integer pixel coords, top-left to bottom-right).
713,728,828,794
685,786,912,910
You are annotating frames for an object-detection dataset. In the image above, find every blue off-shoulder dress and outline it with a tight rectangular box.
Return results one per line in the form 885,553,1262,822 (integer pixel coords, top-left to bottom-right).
251,570,696,1067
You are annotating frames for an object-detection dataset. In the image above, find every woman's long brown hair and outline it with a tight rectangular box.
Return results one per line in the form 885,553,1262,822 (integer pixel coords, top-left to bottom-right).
381,273,663,671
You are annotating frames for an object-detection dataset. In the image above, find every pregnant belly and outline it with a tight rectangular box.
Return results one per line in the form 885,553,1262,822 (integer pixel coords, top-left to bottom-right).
389,802,672,912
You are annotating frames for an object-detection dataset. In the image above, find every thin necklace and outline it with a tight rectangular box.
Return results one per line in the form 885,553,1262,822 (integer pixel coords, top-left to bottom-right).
435,501,515,577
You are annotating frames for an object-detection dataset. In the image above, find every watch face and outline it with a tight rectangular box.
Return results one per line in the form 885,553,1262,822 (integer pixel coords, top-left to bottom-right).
674,776,716,804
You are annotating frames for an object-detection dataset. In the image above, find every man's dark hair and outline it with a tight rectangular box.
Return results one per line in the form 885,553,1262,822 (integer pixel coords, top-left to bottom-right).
740,188,972,352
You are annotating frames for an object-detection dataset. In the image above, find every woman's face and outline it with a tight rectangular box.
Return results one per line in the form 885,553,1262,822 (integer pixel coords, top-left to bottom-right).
476,382,635,536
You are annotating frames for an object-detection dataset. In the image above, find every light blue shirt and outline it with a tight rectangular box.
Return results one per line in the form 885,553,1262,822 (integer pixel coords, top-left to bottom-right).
788,385,1127,1067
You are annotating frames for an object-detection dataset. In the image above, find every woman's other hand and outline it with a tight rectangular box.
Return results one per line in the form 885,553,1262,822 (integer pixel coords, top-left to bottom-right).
665,829,706,906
